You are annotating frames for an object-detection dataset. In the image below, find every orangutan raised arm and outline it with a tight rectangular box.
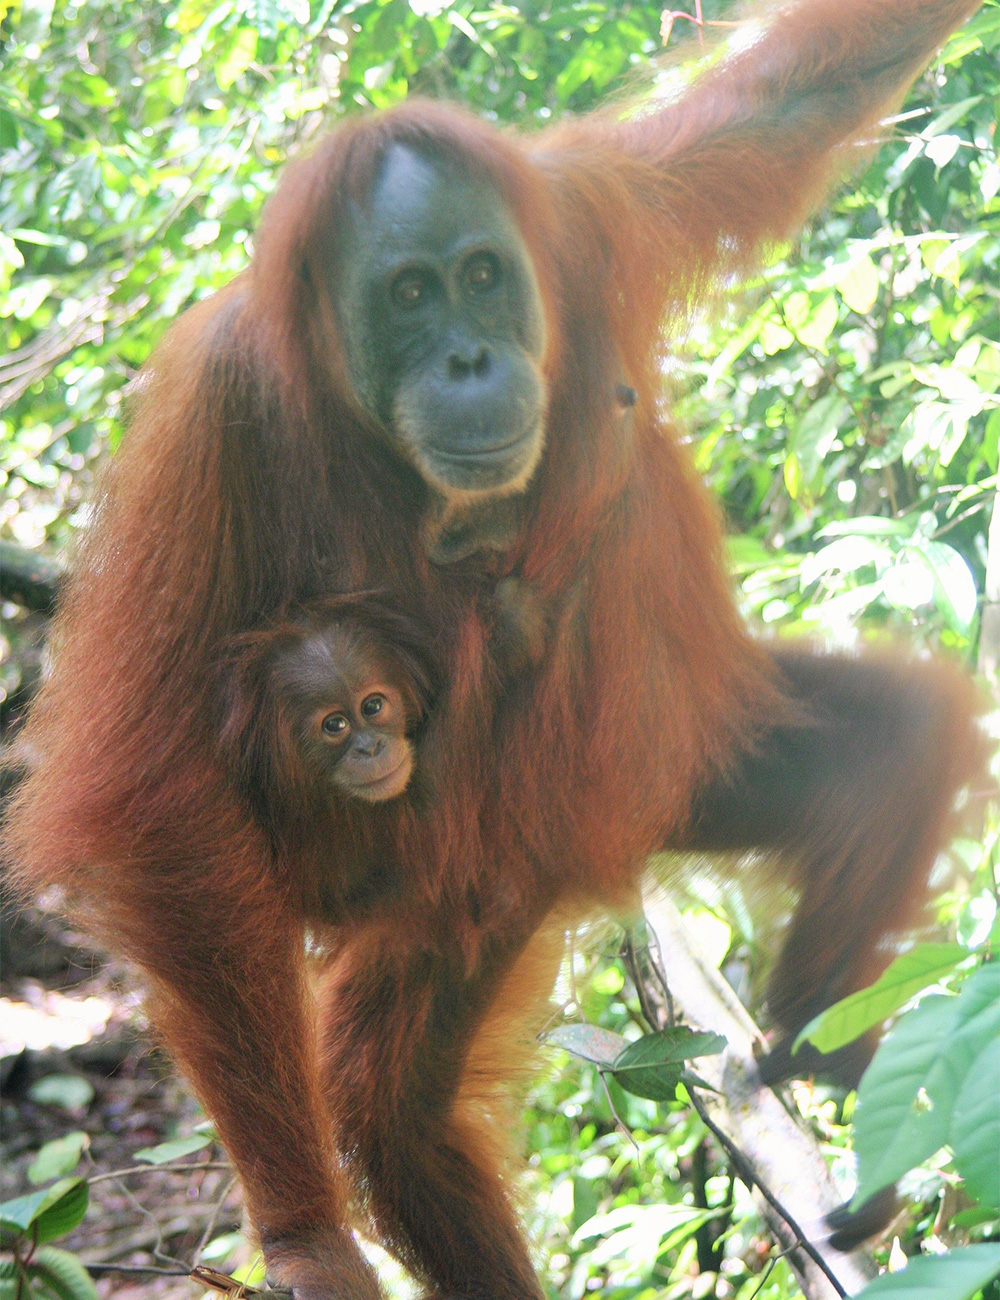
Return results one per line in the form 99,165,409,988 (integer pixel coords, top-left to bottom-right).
540,0,980,322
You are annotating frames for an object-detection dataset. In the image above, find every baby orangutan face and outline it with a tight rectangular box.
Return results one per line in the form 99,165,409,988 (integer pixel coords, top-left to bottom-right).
274,621,420,803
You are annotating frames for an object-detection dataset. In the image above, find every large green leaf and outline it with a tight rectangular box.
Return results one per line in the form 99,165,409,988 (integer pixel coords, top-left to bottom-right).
0,1179,89,1246
854,966,1000,1207
795,943,968,1054
851,996,961,1206
950,1035,1000,1211
852,1243,1000,1300
24,1247,99,1300
612,1028,725,1102
27,1134,88,1187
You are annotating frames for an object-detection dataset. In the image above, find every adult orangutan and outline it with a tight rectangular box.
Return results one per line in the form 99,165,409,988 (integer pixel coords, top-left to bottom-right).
4,0,986,1295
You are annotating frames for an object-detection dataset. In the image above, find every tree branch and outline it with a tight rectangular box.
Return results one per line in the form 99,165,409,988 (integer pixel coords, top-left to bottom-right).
640,886,877,1300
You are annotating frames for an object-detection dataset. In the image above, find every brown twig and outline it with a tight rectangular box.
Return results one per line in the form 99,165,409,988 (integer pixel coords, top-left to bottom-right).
190,1264,292,1298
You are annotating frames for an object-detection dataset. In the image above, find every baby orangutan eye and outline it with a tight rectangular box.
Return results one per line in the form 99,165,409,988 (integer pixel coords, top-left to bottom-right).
360,694,385,720
321,712,350,738
391,270,428,308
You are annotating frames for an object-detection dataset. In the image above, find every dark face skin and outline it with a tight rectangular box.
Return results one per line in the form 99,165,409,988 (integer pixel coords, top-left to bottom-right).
274,622,419,803
337,144,548,498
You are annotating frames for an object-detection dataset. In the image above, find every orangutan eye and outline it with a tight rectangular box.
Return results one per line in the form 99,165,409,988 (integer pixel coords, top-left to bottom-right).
321,712,350,738
463,253,499,295
391,271,429,308
360,694,385,719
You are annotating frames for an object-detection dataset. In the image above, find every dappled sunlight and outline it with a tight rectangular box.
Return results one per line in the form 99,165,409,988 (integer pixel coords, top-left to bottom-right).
1,987,114,1054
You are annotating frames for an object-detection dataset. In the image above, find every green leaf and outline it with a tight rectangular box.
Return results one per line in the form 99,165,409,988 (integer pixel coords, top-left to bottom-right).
854,966,1000,1206
544,1024,627,1067
796,292,840,350
616,1028,727,1067
32,1181,89,1247
795,943,967,1054
516,25,547,80
571,1176,601,1233
956,962,1000,1023
134,1134,213,1165
924,96,984,137
852,1243,1000,1299
0,1179,88,1245
215,27,259,90
836,253,880,315
924,133,961,168
800,535,893,585
784,450,803,501
726,534,781,574
611,1029,724,1102
951,1205,1000,1229
573,1202,725,1276
920,237,960,285
573,1199,722,1252
0,109,17,150
2,1185,56,1236
760,315,795,353
590,965,625,996
0,1258,17,1300
26,1247,99,1300
172,0,216,34
27,1076,94,1112
28,1133,88,1186
951,1035,1000,1211
911,541,979,634
882,558,936,613
852,996,961,1206
199,1231,246,1263
790,391,851,490
231,1257,267,1288
613,1058,682,1101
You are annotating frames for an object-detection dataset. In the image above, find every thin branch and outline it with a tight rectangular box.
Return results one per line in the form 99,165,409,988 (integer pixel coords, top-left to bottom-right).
686,1088,847,1298
86,1161,232,1184
85,1263,190,1276
193,1174,240,1264
596,1068,641,1156
628,923,849,1296
639,888,877,1300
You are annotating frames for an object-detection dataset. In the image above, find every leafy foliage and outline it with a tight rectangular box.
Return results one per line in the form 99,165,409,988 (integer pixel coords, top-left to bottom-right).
795,952,1000,1300
852,963,1000,1210
684,7,1000,650
854,1242,1000,1300
0,1246,99,1300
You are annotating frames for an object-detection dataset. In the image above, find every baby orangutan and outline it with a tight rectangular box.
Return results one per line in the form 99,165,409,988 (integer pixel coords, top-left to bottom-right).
225,598,434,812
280,620,420,802
225,581,547,825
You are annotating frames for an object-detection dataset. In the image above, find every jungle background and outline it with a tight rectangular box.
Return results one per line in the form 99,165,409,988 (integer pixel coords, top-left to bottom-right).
1,0,998,1297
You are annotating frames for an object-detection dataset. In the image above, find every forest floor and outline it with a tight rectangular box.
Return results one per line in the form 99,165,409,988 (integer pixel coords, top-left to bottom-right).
1,901,246,1299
